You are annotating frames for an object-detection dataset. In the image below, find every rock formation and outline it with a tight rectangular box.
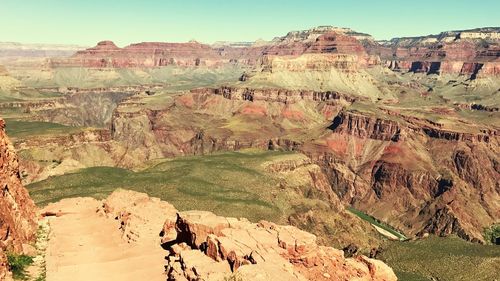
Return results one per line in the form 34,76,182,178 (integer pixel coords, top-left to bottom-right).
100,189,178,244
0,65,22,90
305,108,500,243
0,118,37,280
38,189,397,280
161,210,397,281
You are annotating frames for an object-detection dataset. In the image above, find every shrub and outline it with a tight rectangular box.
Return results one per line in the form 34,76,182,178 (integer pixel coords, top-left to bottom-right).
6,253,34,280
483,224,500,244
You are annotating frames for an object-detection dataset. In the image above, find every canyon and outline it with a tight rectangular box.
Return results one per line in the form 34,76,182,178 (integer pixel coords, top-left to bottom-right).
0,120,398,280
0,25,499,280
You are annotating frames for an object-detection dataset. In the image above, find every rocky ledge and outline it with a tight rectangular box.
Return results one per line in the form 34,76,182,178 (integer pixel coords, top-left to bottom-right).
160,210,397,281
39,189,396,280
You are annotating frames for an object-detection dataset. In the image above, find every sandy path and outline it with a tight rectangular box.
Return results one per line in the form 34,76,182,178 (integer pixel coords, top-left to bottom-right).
43,198,166,281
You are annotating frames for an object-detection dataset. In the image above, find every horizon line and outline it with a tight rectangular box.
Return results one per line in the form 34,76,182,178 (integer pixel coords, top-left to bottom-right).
1,25,498,48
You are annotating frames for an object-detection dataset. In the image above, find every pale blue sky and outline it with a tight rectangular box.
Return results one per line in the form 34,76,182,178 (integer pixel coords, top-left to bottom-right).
0,0,499,46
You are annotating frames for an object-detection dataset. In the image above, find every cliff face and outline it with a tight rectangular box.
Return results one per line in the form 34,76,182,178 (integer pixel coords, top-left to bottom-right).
305,109,500,243
330,110,495,143
260,29,378,73
264,31,367,55
0,118,37,279
375,28,500,77
329,111,403,141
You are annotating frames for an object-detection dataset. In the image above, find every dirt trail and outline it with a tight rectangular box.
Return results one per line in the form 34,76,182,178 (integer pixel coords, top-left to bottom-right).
43,197,166,281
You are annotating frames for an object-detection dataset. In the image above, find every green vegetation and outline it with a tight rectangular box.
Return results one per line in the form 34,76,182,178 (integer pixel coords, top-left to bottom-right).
380,236,500,281
347,207,407,240
28,150,302,222
483,224,500,245
4,119,83,138
6,253,34,280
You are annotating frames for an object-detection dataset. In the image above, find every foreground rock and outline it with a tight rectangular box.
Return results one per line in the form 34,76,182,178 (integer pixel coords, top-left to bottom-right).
161,210,397,281
41,189,396,281
42,189,177,281
100,189,178,244
0,118,37,280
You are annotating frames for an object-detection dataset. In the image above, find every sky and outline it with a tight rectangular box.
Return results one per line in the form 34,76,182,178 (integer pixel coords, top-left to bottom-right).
0,0,499,47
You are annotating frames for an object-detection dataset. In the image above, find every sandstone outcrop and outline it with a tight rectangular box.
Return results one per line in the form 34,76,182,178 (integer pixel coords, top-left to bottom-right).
40,190,396,280
162,210,397,281
41,192,169,281
99,189,178,244
0,118,37,279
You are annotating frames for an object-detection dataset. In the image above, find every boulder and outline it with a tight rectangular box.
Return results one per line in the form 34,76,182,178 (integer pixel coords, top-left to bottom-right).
100,189,177,244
